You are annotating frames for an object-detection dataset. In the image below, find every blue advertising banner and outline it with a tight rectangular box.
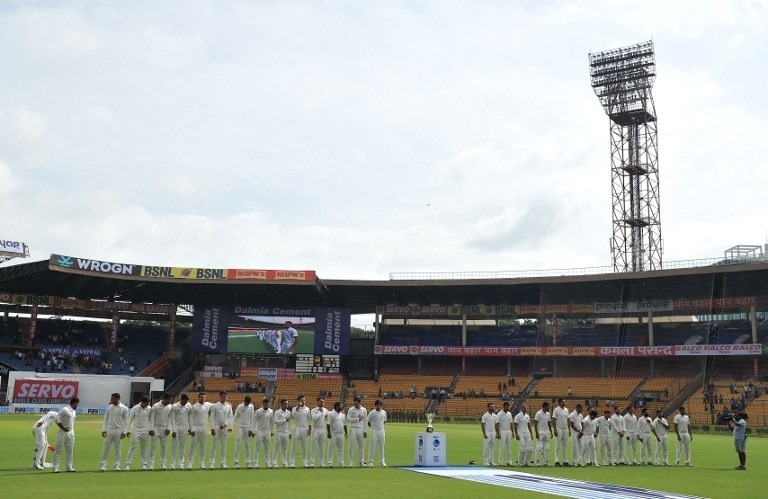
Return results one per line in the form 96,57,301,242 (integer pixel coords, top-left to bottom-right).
313,308,351,355
40,346,101,358
191,305,231,354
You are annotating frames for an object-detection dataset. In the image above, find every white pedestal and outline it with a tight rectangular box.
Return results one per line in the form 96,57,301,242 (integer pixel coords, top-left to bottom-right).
414,431,446,467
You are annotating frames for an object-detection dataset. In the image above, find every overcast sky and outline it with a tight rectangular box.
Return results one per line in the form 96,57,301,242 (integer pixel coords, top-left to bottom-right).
2,1,767,280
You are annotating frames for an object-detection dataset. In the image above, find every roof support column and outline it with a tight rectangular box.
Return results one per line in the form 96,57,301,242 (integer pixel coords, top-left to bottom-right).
648,310,654,346
461,313,467,347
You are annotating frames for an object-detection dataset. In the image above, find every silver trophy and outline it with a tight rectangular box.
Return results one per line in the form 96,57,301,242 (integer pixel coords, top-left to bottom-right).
426,411,435,433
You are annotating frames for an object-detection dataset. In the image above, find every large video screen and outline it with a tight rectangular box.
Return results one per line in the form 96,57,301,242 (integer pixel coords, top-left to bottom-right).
191,305,350,356
228,315,315,355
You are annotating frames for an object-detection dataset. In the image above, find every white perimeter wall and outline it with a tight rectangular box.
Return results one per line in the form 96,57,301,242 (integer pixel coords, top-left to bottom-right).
7,371,164,410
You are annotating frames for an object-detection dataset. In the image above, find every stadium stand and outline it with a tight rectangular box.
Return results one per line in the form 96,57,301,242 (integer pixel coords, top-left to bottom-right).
380,324,542,348
560,324,619,346
109,324,168,376
653,322,713,346
440,375,533,416
709,320,752,344
534,376,643,400
380,326,461,346
467,325,540,347
184,378,345,410
0,317,172,377
273,379,343,401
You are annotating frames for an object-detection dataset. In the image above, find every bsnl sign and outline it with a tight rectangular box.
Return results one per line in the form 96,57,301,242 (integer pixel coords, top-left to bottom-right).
141,266,226,280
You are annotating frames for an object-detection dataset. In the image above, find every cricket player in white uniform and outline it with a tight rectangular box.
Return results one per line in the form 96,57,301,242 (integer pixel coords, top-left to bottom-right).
252,397,274,468
170,393,191,469
100,393,128,471
581,410,599,466
610,406,625,465
326,402,347,467
148,393,173,470
636,408,655,465
232,395,255,468
346,396,368,467
309,397,329,467
514,404,533,467
653,410,670,466
209,391,234,469
534,401,553,466
623,406,638,465
32,410,58,470
187,392,212,469
552,398,570,467
52,397,79,473
125,396,151,470
495,402,514,466
367,399,387,467
290,395,311,467
568,404,584,466
595,409,613,466
282,321,299,354
273,398,292,468
480,403,497,466
674,406,692,466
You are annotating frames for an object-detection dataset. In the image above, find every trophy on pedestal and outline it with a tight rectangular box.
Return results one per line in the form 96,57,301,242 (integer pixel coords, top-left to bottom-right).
426,411,435,433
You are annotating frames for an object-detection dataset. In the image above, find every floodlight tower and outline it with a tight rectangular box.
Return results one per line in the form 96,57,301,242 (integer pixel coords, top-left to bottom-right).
589,40,662,272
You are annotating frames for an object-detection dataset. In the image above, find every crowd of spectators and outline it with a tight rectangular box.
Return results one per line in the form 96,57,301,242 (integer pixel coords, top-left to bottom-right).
717,381,762,413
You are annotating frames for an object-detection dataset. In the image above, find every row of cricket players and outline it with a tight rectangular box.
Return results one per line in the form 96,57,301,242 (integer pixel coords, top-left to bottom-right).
481,399,693,468
32,391,388,472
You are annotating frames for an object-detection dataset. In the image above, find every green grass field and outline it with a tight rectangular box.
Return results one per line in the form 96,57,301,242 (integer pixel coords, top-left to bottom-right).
0,415,763,498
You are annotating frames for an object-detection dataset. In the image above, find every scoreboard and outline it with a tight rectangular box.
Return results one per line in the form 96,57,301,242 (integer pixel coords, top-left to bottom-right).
296,354,340,374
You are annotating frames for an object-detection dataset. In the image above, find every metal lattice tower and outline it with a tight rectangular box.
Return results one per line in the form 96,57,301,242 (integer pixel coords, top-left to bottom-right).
589,40,662,272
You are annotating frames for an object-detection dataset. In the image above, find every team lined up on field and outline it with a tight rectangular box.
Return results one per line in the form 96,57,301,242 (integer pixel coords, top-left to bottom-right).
94,391,387,471
480,399,693,467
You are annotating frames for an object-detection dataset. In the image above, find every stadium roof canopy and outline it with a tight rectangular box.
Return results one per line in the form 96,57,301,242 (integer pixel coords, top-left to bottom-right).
1,255,768,316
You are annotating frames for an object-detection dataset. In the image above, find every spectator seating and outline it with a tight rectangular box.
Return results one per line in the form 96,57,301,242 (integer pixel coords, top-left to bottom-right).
636,376,682,394
560,324,619,346
380,326,460,346
653,322,713,346
710,320,752,344
468,325,540,347
535,377,643,399
442,398,501,416
623,324,650,347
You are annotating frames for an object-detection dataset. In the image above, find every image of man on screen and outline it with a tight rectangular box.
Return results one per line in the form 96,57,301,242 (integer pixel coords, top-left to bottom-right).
282,321,299,354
